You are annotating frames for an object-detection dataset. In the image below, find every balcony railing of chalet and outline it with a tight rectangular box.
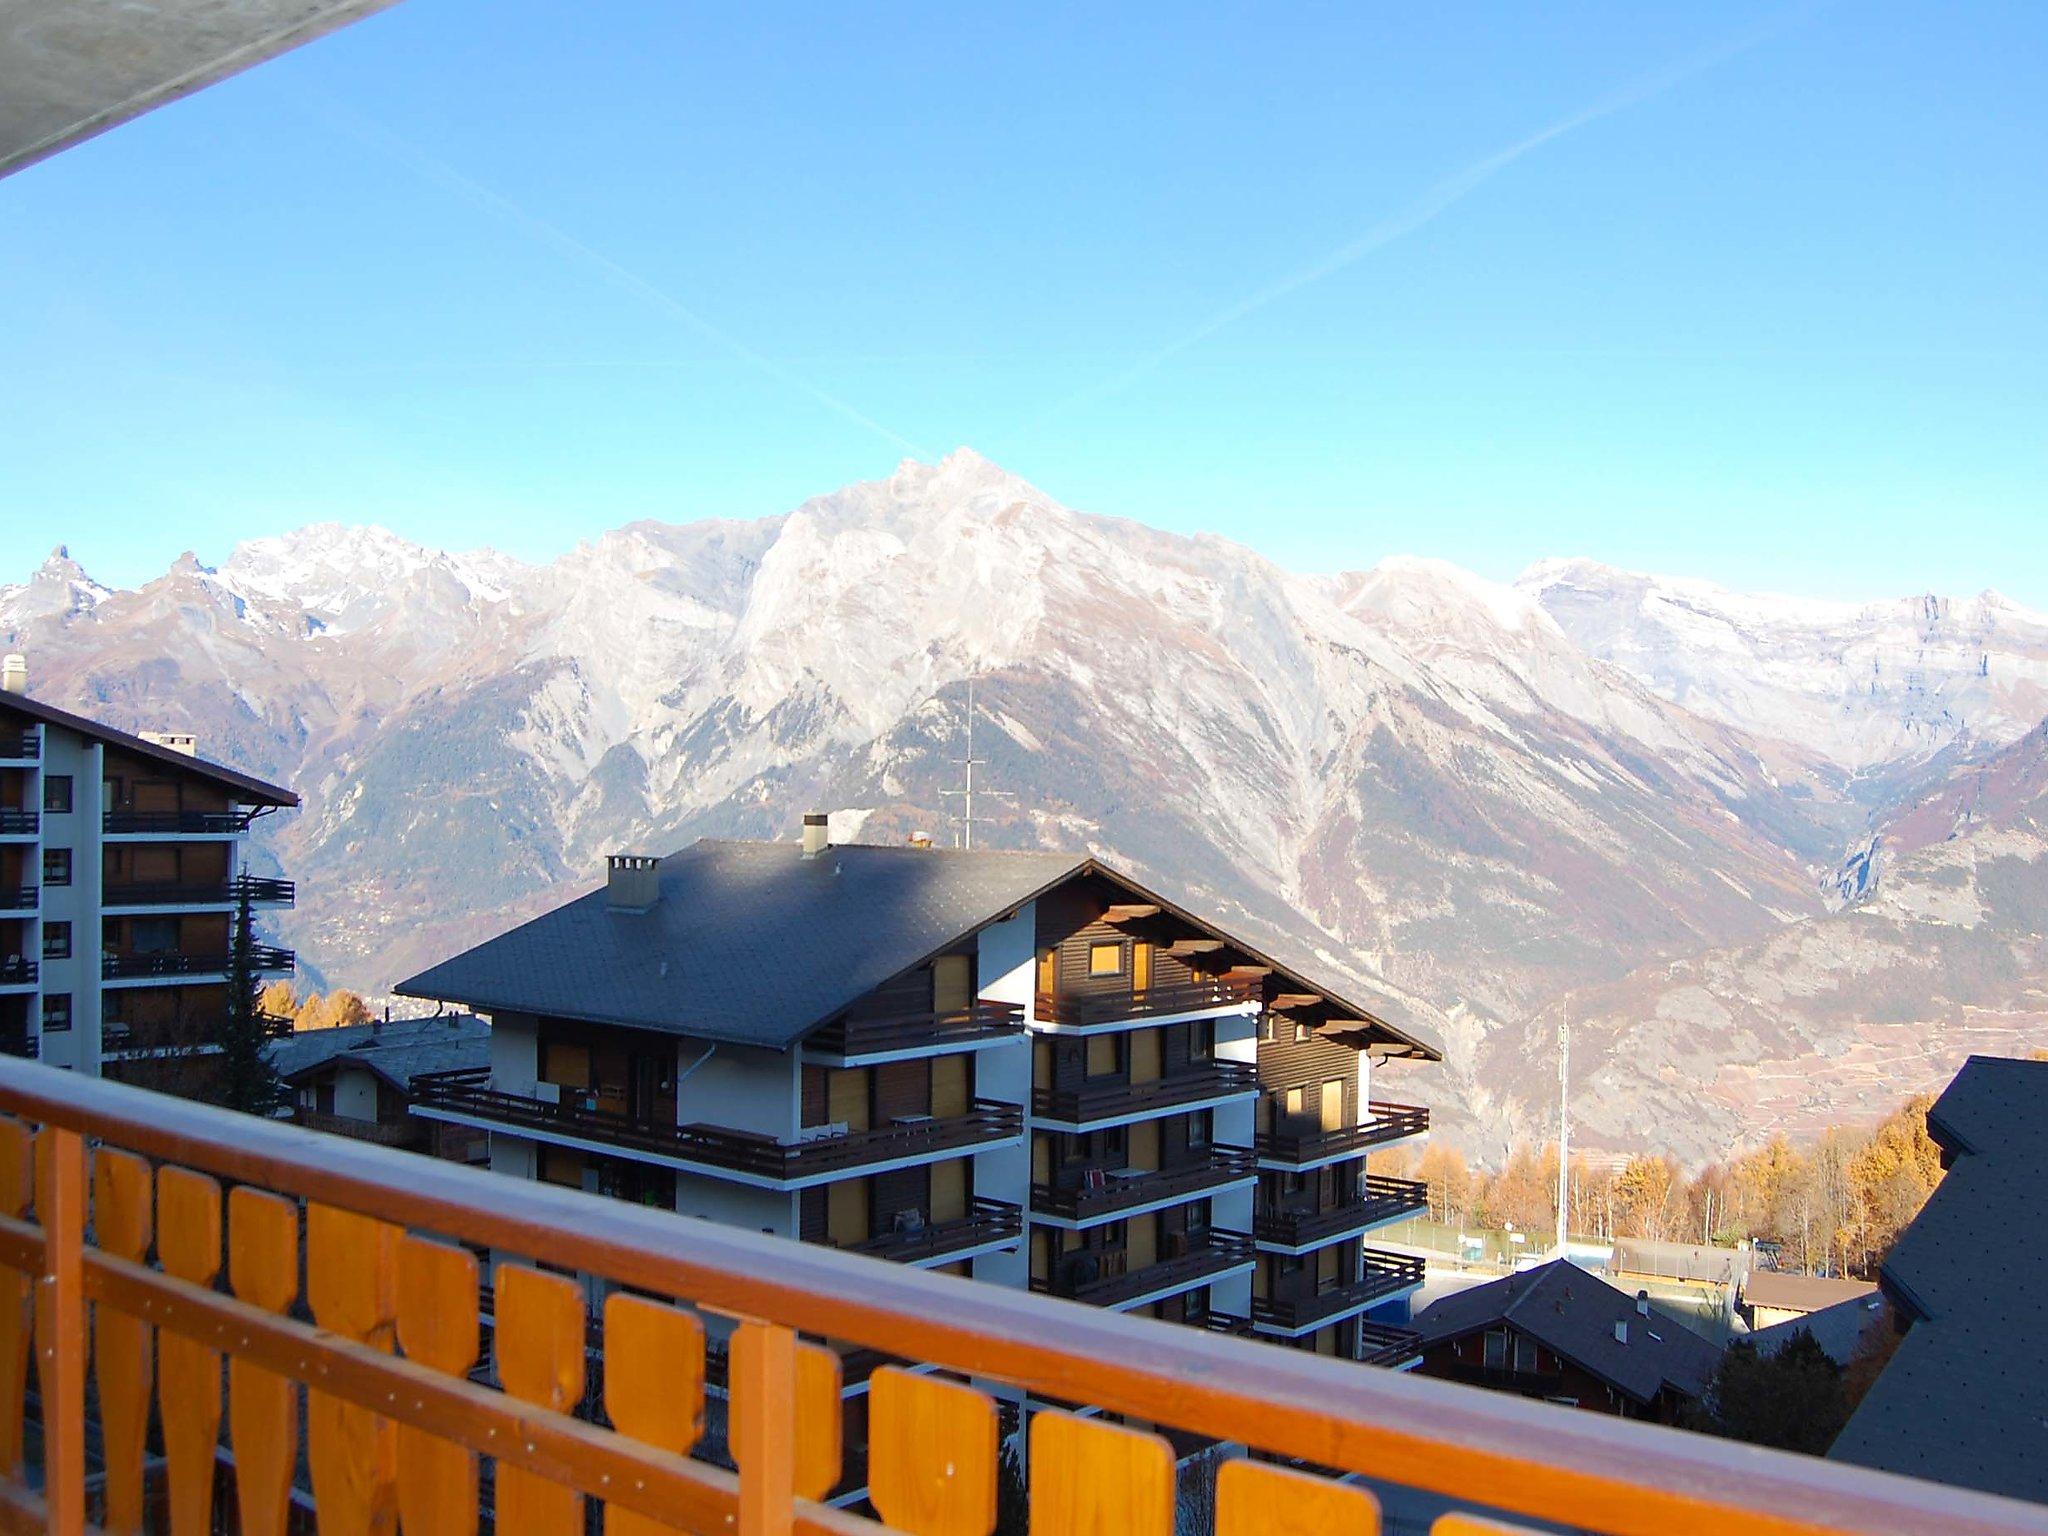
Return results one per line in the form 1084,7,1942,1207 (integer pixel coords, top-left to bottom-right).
1031,1144,1256,1221
0,811,36,835
1356,1320,1425,1367
412,1068,1025,1182
102,807,258,834
0,885,33,913
1033,973,1261,1029
840,1196,1022,1265
292,1107,426,1148
1032,1059,1259,1126
0,1062,2037,1536
808,999,1024,1057
1252,1250,1427,1333
100,873,296,907
1032,1228,1255,1309
0,1031,32,1061
1191,1307,1255,1336
0,959,36,986
0,728,38,759
1254,1174,1430,1247
101,944,295,979
1257,1101,1431,1164
102,1010,294,1057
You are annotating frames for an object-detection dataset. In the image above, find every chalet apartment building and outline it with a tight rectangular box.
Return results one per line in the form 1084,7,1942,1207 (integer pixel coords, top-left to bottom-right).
400,817,1440,1398
0,658,298,1090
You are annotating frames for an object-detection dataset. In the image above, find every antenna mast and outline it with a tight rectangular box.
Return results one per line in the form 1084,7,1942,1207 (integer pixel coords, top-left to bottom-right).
941,679,1013,850
1555,1006,1570,1257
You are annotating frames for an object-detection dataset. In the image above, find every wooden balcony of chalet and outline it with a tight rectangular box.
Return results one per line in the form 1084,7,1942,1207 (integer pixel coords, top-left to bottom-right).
0,885,33,914
1256,1100,1431,1167
1032,973,1261,1030
1253,1250,1426,1335
1357,1320,1425,1368
100,873,296,909
806,999,1024,1060
101,942,295,979
0,959,36,988
1032,1058,1258,1129
1031,1144,1256,1223
0,810,36,837
0,726,37,760
102,807,259,835
1032,1227,1255,1309
412,1067,1024,1187
839,1196,1022,1265
0,1058,2039,1536
1254,1174,1430,1251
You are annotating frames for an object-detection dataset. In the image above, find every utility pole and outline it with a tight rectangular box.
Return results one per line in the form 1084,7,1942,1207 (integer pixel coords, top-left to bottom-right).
941,679,1013,850
1555,1008,1570,1257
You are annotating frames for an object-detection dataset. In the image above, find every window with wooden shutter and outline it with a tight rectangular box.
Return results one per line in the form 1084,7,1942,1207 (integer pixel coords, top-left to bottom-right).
929,1158,968,1223
1128,1119,1160,1173
1129,1029,1161,1085
932,954,974,1015
1036,947,1058,997
1132,941,1152,992
827,1178,871,1246
1088,942,1124,977
1085,1034,1118,1077
826,1068,871,1132
931,1053,970,1118
1321,1078,1344,1131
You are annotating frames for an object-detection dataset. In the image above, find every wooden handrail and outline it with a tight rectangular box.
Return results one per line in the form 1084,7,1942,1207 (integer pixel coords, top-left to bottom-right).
0,1060,2043,1536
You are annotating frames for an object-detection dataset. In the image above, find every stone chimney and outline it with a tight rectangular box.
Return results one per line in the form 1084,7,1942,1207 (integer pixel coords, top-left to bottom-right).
605,854,661,911
800,811,829,858
0,655,24,695
139,729,198,757
1636,1290,1650,1318
1613,1321,1629,1345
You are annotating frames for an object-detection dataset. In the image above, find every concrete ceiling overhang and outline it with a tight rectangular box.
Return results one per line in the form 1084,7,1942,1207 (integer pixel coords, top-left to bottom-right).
1,0,404,179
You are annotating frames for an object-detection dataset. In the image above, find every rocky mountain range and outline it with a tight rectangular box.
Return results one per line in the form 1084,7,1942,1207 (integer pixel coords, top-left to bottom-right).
9,449,2047,1161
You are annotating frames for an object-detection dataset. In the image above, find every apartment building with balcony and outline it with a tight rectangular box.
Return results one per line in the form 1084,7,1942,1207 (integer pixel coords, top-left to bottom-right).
400,815,1437,1344
0,665,298,1091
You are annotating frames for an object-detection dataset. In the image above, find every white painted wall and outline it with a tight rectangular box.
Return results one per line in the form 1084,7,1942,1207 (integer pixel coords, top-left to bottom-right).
674,1173,794,1237
334,1063,380,1120
676,1040,794,1139
973,903,1034,1290
489,1011,539,1094
33,729,100,1072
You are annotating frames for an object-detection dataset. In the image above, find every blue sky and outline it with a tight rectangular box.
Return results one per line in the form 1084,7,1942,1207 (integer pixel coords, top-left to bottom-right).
4,1,2044,601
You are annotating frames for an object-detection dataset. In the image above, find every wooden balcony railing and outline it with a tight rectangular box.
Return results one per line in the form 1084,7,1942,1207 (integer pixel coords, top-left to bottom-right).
0,811,36,836
1252,1250,1427,1333
807,999,1025,1058
101,944,295,979
101,873,296,908
839,1197,1023,1265
0,886,34,914
292,1108,428,1148
102,808,257,834
0,959,36,987
1356,1320,1425,1368
1254,1174,1430,1248
1032,1059,1259,1127
1031,1145,1256,1222
0,1059,2040,1536
0,729,38,760
1256,1101,1431,1164
1033,974,1261,1029
1032,1227,1255,1309
412,1068,1024,1184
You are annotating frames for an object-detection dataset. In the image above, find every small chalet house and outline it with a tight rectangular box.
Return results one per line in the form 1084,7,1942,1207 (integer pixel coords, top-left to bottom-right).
270,1013,490,1159
1409,1260,1720,1423
399,817,1439,1369
0,664,297,1093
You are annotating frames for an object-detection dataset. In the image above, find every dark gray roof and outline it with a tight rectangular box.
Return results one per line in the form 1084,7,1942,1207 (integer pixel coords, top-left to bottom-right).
399,841,1087,1049
396,838,1440,1058
270,1015,489,1092
0,691,296,805
1749,1293,1888,1367
1830,1055,2048,1503
1742,1271,1877,1315
1412,1259,1721,1406
1609,1238,1750,1286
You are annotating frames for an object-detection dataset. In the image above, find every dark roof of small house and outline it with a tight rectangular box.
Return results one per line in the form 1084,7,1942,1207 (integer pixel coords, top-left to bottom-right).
0,691,296,806
1748,1293,1888,1367
1411,1259,1721,1407
1830,1055,2048,1504
396,838,1440,1058
270,1015,489,1093
1741,1271,1877,1315
1608,1237,1749,1286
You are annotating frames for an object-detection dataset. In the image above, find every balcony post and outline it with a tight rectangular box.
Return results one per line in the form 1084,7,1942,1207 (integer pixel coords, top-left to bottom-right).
736,1318,798,1536
37,1126,86,1536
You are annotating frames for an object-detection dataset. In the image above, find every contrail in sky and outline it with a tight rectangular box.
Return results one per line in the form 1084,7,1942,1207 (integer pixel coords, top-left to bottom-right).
1023,9,1818,429
299,93,933,458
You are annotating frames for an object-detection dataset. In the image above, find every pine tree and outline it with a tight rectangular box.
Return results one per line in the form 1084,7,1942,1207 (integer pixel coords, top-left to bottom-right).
216,880,288,1115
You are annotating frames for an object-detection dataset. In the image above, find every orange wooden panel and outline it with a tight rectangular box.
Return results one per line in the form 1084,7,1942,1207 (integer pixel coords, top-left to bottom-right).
307,1203,400,1536
156,1166,223,1536
602,1294,703,1536
868,1366,997,1536
91,1150,154,1536
494,1263,586,1536
227,1188,300,1536
0,1116,33,1478
395,1236,481,1536
1027,1411,1173,1536
37,1127,88,1536
1216,1459,1380,1536
1430,1519,1548,1536
728,1327,842,1503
